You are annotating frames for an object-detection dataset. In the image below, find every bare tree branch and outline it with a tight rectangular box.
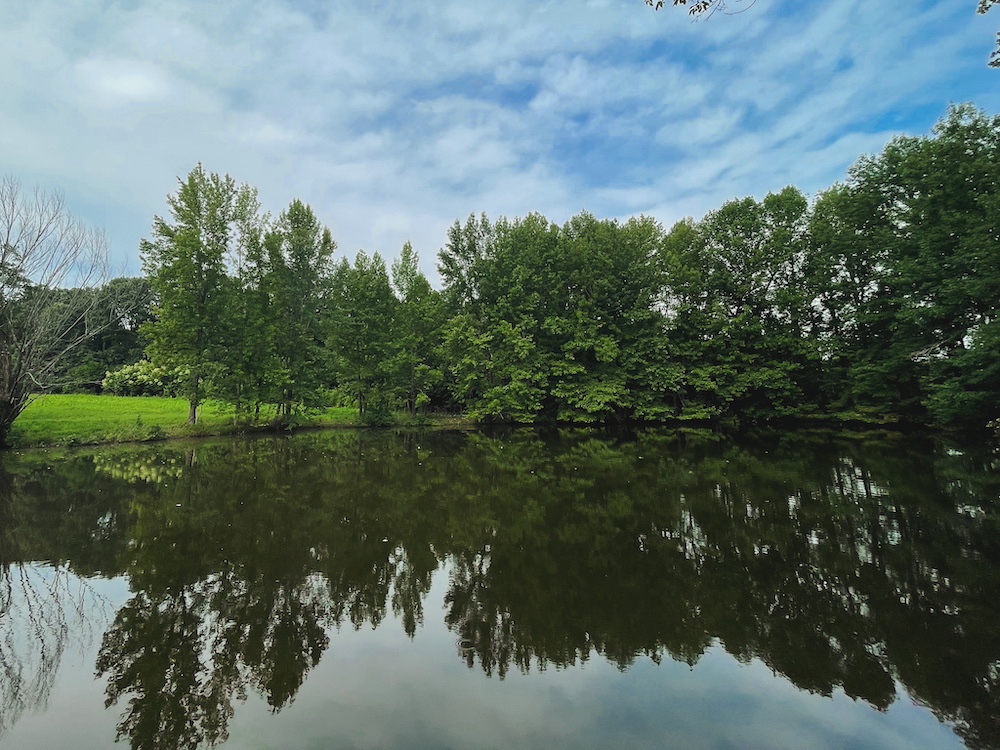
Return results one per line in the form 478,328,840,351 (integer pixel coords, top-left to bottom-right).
0,176,114,445
649,1,1000,67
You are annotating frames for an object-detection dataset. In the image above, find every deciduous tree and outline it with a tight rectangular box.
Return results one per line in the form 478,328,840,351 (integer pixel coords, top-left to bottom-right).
0,176,112,445
389,242,445,414
328,251,397,418
141,165,261,424
264,200,336,421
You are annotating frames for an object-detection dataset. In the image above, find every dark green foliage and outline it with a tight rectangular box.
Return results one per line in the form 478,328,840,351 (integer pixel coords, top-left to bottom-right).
816,105,1000,427
48,277,154,391
544,212,669,422
328,251,397,416
54,104,1000,436
439,211,676,423
390,242,446,414
261,200,336,421
661,188,818,422
430,105,999,431
435,196,819,425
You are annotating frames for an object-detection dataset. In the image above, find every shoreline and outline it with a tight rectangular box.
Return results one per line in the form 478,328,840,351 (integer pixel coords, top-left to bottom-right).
7,394,987,451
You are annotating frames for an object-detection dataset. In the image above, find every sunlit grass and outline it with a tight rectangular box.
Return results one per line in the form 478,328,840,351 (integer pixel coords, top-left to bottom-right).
7,394,362,448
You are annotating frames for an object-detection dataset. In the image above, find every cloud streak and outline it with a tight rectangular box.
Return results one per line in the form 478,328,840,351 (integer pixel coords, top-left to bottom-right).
1,0,996,281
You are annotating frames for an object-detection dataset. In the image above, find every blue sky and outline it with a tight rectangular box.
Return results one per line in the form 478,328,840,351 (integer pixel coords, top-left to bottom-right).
1,0,997,283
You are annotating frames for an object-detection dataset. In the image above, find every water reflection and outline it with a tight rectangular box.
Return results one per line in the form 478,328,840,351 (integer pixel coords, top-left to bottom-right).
0,429,998,749
0,463,114,739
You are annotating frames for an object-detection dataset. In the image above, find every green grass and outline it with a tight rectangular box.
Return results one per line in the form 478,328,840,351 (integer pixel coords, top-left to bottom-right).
6,394,364,448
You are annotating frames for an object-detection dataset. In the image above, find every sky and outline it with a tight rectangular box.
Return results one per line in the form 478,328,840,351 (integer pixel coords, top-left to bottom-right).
1,0,998,284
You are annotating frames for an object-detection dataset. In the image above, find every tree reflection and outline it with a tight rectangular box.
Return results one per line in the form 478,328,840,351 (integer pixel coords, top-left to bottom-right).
0,460,113,740
0,429,997,749
436,431,1000,748
90,434,446,749
0,564,68,739
95,571,338,749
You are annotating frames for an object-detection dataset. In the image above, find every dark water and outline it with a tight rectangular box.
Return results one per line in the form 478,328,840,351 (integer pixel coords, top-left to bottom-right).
1,428,998,750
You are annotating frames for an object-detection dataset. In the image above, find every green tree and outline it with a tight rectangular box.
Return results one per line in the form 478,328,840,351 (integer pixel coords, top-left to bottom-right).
212,215,273,421
547,213,674,422
805,182,905,413
49,277,154,392
328,251,397,418
440,214,550,421
437,213,494,312
663,188,816,421
840,105,1000,425
438,211,676,422
390,242,445,414
141,165,261,424
264,200,336,422
660,216,721,417
443,312,547,422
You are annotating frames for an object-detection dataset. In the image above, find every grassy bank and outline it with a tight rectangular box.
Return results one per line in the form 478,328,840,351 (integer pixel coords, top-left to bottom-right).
5,394,914,450
6,394,366,448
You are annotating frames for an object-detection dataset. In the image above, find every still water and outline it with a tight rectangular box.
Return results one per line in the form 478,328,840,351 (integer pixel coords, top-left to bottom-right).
0,428,997,750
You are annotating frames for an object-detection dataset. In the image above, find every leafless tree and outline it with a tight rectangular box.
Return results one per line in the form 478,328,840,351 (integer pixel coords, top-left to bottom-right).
0,176,113,445
0,473,113,739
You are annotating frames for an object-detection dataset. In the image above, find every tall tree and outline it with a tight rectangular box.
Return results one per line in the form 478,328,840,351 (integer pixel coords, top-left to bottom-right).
264,200,336,421
437,213,494,312
389,242,444,414
546,212,672,422
663,188,815,421
213,217,273,422
805,182,900,412
840,105,1000,425
0,176,112,445
438,211,675,423
442,214,549,422
328,251,397,417
141,165,261,424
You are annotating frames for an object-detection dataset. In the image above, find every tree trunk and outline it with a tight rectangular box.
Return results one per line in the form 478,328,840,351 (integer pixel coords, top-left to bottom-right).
187,372,200,424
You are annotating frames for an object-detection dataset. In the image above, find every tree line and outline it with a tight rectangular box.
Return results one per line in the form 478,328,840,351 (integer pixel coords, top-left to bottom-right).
2,104,998,439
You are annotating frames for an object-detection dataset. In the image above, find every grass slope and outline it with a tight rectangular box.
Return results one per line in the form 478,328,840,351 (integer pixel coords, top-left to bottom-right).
7,394,361,448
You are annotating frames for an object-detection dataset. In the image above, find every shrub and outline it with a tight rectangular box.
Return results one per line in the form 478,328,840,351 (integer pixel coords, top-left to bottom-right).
102,360,188,397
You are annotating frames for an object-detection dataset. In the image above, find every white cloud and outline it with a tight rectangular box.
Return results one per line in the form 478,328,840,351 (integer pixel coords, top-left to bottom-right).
73,57,176,105
0,0,997,282
656,106,746,150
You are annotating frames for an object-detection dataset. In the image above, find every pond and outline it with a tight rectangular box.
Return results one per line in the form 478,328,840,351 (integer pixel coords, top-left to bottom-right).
0,428,997,750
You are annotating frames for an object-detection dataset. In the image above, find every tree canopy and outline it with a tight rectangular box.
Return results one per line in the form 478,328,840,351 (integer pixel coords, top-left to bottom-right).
42,102,1000,436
